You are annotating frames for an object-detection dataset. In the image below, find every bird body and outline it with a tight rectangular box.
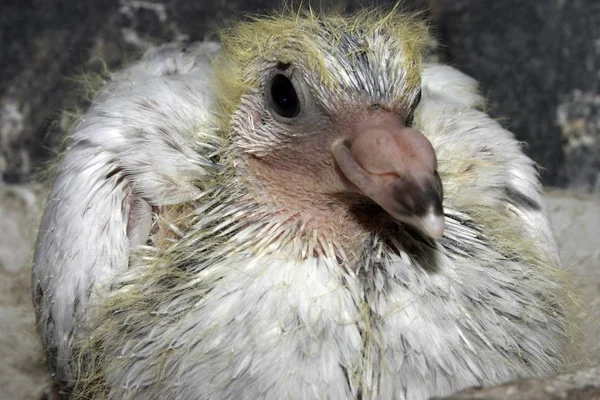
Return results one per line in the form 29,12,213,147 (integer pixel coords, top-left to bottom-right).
33,10,567,399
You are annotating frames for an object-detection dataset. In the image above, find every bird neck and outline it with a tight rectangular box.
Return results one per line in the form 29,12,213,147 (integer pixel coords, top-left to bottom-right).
233,154,392,266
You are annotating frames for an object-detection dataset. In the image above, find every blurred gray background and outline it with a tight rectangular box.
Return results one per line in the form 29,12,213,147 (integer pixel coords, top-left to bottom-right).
0,0,598,399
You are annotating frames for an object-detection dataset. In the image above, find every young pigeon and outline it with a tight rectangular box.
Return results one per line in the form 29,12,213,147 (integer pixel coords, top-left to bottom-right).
32,10,568,400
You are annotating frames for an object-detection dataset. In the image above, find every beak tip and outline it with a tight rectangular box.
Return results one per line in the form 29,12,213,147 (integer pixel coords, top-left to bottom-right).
420,211,445,240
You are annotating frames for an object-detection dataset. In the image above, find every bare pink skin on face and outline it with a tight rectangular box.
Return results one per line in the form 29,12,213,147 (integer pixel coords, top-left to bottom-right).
332,112,444,239
245,109,444,251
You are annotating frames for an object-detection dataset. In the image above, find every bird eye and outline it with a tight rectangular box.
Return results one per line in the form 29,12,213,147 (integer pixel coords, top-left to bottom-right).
268,74,301,119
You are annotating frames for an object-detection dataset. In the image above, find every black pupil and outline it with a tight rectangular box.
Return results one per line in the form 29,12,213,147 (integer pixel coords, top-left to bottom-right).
270,74,300,118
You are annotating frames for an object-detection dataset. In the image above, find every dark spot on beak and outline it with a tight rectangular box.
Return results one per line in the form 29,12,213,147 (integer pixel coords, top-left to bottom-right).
390,172,444,217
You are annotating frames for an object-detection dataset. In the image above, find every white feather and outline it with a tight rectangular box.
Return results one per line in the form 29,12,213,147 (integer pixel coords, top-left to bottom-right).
33,42,566,400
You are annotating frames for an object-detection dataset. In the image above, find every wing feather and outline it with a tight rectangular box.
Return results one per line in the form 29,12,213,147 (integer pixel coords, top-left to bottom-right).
32,42,222,381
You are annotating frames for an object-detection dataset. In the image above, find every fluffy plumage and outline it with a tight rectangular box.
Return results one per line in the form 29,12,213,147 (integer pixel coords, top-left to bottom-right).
33,10,567,400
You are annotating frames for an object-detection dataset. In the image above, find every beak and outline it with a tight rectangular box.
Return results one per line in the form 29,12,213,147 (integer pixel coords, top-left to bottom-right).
331,112,445,239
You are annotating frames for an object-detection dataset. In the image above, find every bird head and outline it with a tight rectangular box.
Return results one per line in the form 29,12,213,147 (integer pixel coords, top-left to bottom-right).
213,10,444,254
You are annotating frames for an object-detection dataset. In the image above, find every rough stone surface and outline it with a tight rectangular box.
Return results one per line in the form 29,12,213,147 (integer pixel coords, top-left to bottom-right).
437,366,600,400
0,184,49,400
545,190,600,366
435,0,600,191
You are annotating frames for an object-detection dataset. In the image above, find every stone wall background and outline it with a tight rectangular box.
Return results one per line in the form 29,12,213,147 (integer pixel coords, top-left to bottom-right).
0,0,598,399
